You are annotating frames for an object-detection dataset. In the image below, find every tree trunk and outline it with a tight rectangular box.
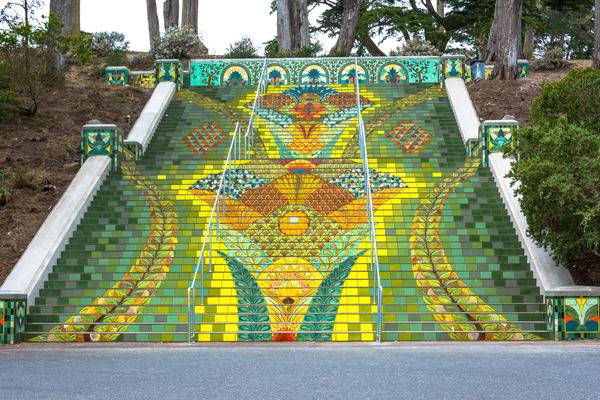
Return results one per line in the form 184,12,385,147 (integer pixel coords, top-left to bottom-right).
182,0,199,33
523,24,534,60
146,0,161,52
436,0,445,17
277,0,293,53
358,34,386,56
163,0,179,30
485,0,523,80
49,0,79,36
594,0,600,68
329,0,360,56
290,0,310,50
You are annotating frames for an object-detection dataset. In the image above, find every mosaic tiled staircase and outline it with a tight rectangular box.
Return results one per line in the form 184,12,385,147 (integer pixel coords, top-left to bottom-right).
24,82,548,342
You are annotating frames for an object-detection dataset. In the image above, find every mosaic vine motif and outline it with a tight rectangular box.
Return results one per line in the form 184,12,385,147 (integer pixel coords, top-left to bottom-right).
190,57,440,86
33,157,178,342
410,155,541,341
183,122,227,156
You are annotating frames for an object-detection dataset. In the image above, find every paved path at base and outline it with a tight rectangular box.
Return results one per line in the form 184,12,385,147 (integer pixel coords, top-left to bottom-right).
1,343,599,400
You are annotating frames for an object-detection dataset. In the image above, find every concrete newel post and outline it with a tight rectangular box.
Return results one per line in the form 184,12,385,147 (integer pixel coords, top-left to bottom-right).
155,59,183,89
481,119,518,166
104,66,130,85
81,123,123,170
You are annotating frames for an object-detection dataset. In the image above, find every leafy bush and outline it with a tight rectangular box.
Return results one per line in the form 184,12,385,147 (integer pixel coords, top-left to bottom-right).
0,170,10,206
264,38,322,58
128,53,154,70
153,27,208,59
508,117,600,276
531,68,600,133
91,31,129,58
532,46,567,71
104,50,128,67
390,38,440,56
225,37,258,59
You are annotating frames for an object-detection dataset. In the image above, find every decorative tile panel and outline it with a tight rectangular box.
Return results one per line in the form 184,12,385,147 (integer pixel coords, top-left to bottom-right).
130,72,157,89
481,119,518,165
155,59,183,88
1,297,26,344
104,66,129,85
81,123,123,169
190,57,441,87
518,59,530,79
441,55,466,79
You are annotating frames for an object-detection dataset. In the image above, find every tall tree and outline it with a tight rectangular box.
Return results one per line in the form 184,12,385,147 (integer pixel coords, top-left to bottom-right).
594,0,600,68
330,0,361,55
49,0,79,36
146,0,160,52
182,0,199,33
163,0,179,29
485,0,523,79
277,0,310,53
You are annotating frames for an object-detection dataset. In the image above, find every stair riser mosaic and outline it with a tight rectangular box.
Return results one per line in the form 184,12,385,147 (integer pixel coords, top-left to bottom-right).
23,79,547,342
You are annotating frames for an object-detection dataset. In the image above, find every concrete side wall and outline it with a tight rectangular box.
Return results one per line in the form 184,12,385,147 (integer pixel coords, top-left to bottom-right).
125,81,176,154
445,78,480,144
0,156,112,306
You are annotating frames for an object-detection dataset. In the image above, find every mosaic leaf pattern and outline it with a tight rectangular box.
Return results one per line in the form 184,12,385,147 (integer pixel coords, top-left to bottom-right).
219,252,272,341
410,156,541,341
297,252,365,341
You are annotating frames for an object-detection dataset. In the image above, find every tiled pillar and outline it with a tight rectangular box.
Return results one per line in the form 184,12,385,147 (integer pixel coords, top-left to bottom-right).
441,55,466,80
155,59,183,89
81,123,123,169
0,296,26,344
517,60,530,79
104,66,129,85
481,119,518,166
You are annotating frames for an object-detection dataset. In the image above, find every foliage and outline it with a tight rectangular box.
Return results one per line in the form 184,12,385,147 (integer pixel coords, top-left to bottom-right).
508,117,600,274
531,68,600,133
264,38,322,58
0,170,10,206
104,50,128,67
532,45,567,70
390,37,440,56
127,53,155,70
91,31,129,58
225,37,259,59
0,5,91,116
153,27,208,59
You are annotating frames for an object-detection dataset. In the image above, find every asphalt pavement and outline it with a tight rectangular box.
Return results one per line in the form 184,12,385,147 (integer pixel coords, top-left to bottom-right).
1,342,599,400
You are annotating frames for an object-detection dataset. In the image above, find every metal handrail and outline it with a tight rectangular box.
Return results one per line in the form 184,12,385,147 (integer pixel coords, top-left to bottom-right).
187,60,269,344
354,58,384,343
244,58,268,158
187,122,240,344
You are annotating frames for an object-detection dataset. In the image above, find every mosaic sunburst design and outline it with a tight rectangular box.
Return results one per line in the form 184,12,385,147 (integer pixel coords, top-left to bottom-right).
189,159,407,340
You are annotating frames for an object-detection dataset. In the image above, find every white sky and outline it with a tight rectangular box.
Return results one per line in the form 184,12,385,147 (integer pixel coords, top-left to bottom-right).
1,0,400,55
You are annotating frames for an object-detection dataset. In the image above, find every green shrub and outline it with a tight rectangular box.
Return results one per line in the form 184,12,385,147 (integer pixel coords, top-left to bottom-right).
264,38,322,58
508,117,600,275
153,27,208,59
531,68,600,133
390,38,440,56
128,53,154,70
92,31,129,58
104,50,128,67
0,170,10,206
225,37,258,59
532,46,567,71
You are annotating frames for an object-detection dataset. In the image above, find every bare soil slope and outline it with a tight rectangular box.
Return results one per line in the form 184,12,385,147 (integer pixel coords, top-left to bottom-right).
0,66,151,285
